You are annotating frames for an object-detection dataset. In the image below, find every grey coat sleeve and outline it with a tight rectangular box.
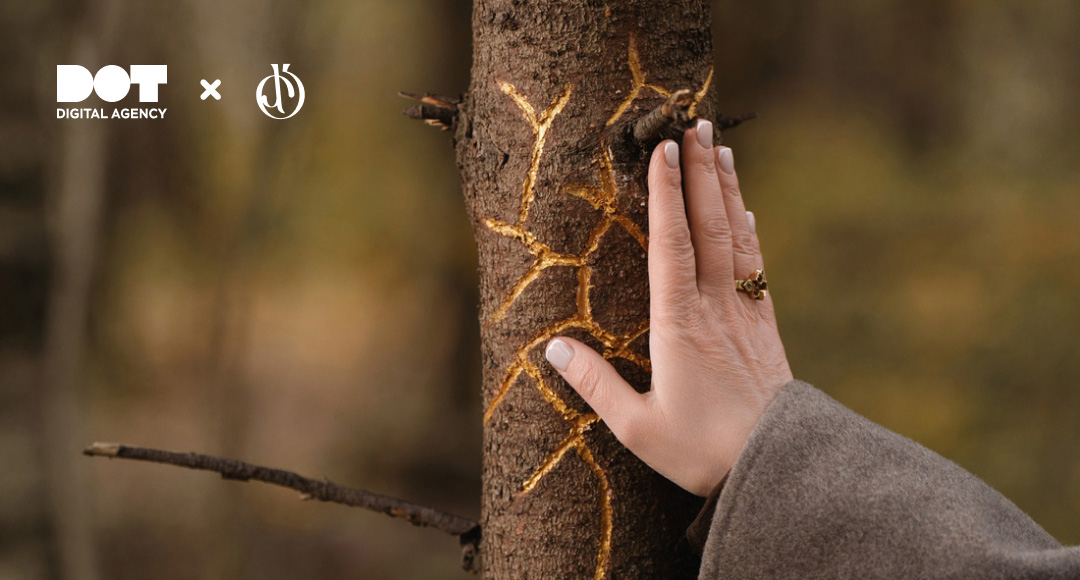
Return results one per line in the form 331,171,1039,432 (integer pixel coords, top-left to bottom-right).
686,380,1080,580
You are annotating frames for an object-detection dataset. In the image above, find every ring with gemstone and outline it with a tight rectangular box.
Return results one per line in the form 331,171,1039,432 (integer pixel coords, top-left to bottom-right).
735,269,768,300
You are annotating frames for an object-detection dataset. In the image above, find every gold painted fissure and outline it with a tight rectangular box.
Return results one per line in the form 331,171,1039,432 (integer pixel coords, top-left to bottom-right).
576,442,613,580
499,81,573,226
484,37,712,580
606,36,674,127
688,67,714,118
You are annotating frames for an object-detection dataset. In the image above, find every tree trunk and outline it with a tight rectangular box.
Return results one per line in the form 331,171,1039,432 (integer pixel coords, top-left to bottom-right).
40,2,119,579
454,1,718,577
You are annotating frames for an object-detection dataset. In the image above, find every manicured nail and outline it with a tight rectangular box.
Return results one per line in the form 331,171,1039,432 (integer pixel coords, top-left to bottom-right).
718,147,735,175
545,339,575,371
746,211,756,234
696,119,713,149
663,141,679,169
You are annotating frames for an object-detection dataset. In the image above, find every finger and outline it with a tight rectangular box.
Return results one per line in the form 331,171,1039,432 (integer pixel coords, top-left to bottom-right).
648,140,698,314
745,210,764,271
545,337,646,447
745,210,778,323
681,119,734,297
715,146,759,282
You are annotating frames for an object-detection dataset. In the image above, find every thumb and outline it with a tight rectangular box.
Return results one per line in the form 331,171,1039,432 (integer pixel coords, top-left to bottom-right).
545,337,645,446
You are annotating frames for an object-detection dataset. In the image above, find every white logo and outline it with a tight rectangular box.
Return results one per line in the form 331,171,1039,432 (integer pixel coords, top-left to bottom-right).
57,65,167,119
57,65,167,103
256,64,304,119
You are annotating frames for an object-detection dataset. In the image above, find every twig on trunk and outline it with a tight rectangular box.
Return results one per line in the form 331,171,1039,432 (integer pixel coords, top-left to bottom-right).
632,88,695,142
717,112,758,131
84,442,482,573
609,88,718,162
399,90,459,131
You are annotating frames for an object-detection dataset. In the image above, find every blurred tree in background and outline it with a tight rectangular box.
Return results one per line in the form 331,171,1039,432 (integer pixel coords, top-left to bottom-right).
0,0,1078,579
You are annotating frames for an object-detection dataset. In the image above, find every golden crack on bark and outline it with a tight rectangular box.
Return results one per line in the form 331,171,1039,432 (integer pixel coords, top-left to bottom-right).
498,81,573,226
576,440,613,580
483,42,711,578
520,412,600,493
566,146,650,253
688,67,713,118
518,413,609,579
484,219,585,323
607,34,713,127
607,36,671,126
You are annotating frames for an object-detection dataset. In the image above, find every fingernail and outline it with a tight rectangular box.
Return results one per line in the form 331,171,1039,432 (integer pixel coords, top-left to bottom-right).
746,211,756,234
696,119,713,149
718,147,735,175
545,339,575,371
663,141,679,169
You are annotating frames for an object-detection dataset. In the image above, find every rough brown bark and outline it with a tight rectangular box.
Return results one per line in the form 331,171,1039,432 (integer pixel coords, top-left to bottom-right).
453,1,719,577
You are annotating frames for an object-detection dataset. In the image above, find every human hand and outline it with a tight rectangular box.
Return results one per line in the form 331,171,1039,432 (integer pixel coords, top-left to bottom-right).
544,120,793,497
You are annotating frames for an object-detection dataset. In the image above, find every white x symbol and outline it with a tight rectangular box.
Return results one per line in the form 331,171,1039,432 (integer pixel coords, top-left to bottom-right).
200,79,221,100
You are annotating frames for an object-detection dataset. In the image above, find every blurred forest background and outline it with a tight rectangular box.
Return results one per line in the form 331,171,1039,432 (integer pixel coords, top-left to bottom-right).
2,0,1079,578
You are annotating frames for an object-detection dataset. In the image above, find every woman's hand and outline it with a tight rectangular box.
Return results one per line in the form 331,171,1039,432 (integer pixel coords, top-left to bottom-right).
544,120,793,497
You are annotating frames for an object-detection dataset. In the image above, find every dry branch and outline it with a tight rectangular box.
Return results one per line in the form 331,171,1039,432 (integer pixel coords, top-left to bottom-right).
631,91,756,144
717,112,758,131
633,89,695,142
84,442,482,571
399,90,459,131
84,442,476,534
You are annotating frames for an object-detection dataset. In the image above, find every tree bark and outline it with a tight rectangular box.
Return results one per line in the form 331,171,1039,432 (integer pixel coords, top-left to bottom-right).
454,1,718,577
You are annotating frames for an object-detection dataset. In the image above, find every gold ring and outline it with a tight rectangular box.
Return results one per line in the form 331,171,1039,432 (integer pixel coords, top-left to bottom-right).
735,269,768,300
